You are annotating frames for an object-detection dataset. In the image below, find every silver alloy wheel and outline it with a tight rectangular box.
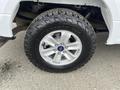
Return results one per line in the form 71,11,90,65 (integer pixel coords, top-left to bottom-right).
39,30,82,66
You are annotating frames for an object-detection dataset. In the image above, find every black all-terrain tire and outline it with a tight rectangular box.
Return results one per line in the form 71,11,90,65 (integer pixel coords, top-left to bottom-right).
24,8,96,73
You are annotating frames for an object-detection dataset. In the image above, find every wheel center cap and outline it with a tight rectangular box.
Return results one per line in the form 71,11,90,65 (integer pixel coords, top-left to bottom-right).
57,46,64,52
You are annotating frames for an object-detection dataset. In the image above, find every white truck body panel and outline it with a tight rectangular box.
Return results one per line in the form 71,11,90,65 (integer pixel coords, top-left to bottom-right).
0,0,120,44
0,0,20,37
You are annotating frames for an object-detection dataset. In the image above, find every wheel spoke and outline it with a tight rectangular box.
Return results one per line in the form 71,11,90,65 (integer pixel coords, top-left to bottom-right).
41,47,55,56
61,31,71,44
63,50,75,60
53,52,62,63
66,42,81,50
44,36,58,46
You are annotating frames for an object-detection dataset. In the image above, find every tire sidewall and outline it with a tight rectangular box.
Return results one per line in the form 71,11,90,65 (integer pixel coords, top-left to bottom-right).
31,22,93,71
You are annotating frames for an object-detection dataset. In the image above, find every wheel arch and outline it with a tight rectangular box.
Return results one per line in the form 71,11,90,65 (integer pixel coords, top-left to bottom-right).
34,0,113,44
37,0,113,31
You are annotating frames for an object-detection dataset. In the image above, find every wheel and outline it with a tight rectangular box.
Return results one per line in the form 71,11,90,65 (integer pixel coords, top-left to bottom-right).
24,8,96,73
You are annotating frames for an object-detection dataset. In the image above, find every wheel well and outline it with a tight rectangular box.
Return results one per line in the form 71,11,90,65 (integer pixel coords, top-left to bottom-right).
15,1,108,31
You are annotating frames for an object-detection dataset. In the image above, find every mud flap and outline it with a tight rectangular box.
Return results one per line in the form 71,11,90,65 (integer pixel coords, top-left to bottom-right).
0,37,9,47
0,24,27,47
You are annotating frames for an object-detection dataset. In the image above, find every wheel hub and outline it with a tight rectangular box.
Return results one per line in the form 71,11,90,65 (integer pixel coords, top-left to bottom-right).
57,45,64,52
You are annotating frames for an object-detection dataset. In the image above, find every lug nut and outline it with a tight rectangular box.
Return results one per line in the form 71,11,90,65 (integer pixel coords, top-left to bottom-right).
63,51,66,53
65,46,68,49
58,52,61,54
55,44,58,47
